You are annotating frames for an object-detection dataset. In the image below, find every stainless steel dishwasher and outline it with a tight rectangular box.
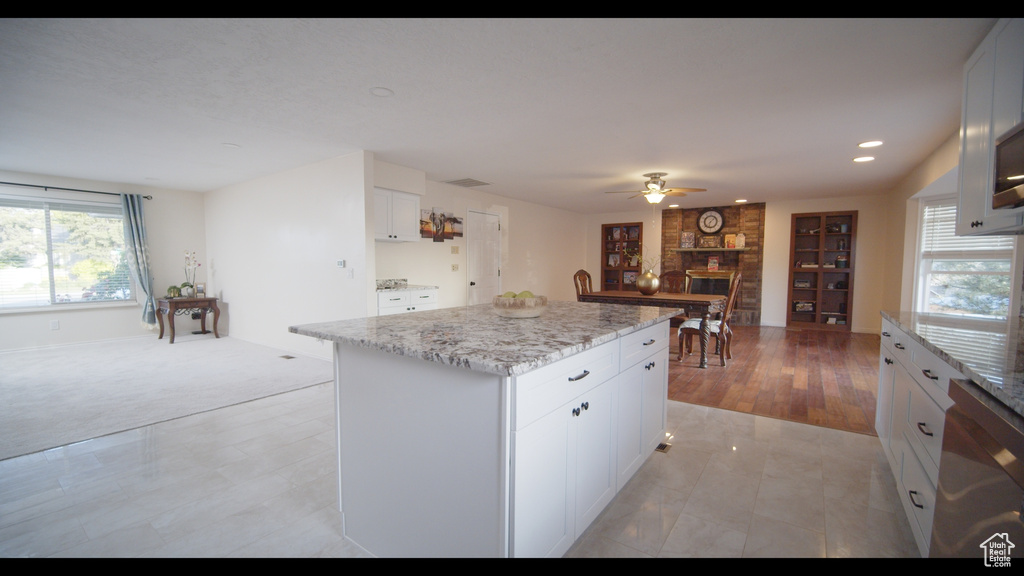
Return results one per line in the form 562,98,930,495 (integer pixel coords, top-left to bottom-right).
930,377,1024,558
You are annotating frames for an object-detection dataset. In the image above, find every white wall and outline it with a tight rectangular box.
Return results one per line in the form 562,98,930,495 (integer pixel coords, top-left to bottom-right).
0,170,206,351
762,196,889,333
203,151,370,360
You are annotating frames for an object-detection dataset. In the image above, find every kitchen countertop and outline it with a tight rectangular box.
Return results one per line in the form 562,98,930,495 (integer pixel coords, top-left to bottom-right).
882,310,1024,418
290,300,681,377
376,284,438,292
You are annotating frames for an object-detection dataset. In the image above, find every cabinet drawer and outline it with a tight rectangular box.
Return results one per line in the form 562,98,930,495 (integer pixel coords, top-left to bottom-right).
513,340,619,430
890,327,911,367
619,322,669,368
906,338,958,397
907,378,947,483
898,438,936,557
377,292,410,308
880,318,896,354
408,290,438,306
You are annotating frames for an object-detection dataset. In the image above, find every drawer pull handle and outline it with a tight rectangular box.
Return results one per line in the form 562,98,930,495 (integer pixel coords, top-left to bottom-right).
917,422,934,437
882,331,890,337
884,357,893,365
908,490,925,509
572,407,580,417
894,343,905,350
643,339,656,346
921,369,938,380
568,370,590,382
581,402,589,411
645,361,655,370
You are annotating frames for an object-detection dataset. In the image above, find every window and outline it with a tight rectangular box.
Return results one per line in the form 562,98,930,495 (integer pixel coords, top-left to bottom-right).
915,196,1015,320
0,191,133,309
913,195,1017,384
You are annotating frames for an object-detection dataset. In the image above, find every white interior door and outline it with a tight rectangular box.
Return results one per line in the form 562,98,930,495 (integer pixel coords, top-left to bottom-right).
468,210,501,305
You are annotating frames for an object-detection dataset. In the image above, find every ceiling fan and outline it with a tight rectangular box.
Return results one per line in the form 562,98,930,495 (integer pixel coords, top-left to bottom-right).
605,172,706,203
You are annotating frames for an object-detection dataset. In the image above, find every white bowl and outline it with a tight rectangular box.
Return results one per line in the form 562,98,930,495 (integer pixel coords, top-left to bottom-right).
492,295,548,318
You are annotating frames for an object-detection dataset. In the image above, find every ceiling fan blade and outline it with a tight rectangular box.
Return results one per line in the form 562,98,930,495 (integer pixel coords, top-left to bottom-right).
664,187,706,194
604,190,644,194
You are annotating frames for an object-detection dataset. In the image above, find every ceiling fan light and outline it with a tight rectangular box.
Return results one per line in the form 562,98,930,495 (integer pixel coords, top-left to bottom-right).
645,192,665,204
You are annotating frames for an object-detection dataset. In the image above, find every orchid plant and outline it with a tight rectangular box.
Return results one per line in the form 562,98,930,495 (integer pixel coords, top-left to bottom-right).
182,250,200,289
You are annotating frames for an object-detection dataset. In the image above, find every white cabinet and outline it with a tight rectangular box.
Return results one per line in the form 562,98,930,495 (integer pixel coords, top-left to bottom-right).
875,320,898,471
875,317,958,557
512,341,619,558
957,18,1024,236
616,322,669,487
377,288,438,316
374,187,421,242
510,320,670,558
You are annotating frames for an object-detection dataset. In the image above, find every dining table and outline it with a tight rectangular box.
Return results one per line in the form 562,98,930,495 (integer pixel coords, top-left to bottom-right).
578,290,727,368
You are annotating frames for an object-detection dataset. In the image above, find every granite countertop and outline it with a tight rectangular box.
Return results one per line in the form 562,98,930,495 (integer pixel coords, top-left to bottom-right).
881,310,1024,418
376,284,438,292
375,278,438,292
290,300,681,377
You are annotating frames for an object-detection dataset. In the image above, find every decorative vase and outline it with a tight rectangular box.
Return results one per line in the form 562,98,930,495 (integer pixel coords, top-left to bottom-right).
183,286,195,298
637,270,661,295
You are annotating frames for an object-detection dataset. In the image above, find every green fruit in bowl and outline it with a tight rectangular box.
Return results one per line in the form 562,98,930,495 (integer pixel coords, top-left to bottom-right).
502,291,517,298
516,290,535,298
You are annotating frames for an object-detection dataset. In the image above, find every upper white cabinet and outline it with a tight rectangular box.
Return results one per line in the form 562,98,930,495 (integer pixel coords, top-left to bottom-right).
374,187,421,242
957,18,1024,236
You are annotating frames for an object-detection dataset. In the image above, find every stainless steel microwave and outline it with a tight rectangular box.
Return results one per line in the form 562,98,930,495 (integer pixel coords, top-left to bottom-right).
992,121,1024,209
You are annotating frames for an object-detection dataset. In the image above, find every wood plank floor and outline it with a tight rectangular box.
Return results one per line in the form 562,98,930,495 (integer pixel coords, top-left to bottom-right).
668,324,881,436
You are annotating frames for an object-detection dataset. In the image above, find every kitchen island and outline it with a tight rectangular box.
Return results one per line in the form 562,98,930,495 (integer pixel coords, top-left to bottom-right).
290,300,681,557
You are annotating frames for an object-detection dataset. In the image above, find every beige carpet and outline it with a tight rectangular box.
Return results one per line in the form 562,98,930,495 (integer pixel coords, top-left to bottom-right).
0,334,333,461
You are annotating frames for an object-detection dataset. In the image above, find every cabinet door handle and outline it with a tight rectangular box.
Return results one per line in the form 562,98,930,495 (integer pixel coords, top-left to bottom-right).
881,331,890,337
568,370,590,382
894,343,905,350
908,490,925,509
643,339,656,346
917,422,934,437
921,369,938,380
572,407,580,417
581,402,589,411
884,357,893,365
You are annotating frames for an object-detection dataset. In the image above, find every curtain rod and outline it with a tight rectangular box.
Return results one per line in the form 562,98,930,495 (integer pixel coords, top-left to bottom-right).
0,180,152,200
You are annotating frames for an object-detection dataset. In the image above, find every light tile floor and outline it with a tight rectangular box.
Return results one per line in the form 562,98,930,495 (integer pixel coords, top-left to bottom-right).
0,382,920,558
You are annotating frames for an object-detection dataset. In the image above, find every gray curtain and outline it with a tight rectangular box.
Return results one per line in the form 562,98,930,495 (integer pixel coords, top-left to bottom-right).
121,194,157,328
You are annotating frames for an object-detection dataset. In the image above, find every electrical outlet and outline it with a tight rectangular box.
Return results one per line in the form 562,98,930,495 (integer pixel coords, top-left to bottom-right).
50,320,59,330
451,246,459,255
451,264,459,272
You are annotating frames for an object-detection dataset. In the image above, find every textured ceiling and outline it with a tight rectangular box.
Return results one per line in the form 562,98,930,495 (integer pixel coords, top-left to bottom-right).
0,18,998,214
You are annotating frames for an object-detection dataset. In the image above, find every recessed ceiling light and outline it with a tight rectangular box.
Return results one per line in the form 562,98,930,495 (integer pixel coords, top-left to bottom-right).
735,199,747,203
668,204,679,208
370,87,394,97
853,156,875,162
858,140,883,148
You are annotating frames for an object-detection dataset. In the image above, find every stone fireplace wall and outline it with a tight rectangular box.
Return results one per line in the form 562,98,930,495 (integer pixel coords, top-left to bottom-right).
660,203,765,326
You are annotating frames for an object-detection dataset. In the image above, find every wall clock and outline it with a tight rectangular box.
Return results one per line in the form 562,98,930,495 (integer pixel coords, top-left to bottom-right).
698,209,724,234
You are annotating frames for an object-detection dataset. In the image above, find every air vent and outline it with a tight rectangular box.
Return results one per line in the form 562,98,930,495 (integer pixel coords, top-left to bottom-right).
445,178,490,188
655,442,671,453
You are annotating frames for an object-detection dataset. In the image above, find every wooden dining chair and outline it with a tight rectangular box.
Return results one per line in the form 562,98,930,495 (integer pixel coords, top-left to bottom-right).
658,269,689,326
678,272,742,366
573,269,593,301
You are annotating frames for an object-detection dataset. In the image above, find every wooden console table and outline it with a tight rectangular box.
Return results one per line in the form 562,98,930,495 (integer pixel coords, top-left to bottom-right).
156,296,220,344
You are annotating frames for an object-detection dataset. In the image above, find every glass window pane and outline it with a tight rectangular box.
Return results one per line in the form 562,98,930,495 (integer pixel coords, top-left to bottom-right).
0,198,132,309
